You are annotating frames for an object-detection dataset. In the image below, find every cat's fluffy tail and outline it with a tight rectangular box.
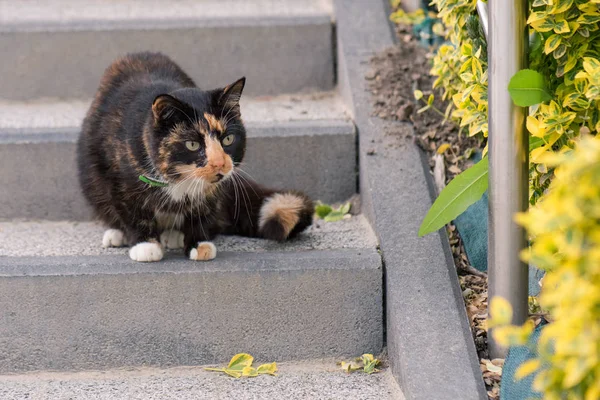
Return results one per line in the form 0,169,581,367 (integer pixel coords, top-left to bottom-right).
258,191,314,241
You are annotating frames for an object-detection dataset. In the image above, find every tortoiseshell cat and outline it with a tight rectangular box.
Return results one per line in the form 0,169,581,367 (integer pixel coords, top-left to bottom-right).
78,52,313,262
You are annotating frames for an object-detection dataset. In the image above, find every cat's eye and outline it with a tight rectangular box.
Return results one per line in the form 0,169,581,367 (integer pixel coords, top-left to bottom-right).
222,134,235,147
185,141,200,151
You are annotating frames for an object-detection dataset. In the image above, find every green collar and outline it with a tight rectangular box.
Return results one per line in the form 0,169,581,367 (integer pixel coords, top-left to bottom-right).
139,175,169,187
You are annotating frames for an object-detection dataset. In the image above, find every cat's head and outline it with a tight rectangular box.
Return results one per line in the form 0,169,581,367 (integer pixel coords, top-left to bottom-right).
148,77,246,190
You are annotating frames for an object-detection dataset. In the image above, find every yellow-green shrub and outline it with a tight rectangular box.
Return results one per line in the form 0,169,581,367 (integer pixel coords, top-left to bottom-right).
428,0,600,203
429,0,489,142
413,1,600,397
490,136,600,399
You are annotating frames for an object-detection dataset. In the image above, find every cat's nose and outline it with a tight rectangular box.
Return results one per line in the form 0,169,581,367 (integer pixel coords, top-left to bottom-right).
210,156,225,169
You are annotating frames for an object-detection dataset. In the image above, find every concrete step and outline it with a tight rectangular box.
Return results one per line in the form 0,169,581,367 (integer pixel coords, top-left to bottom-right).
0,216,383,373
0,0,334,100
0,92,355,220
0,361,404,400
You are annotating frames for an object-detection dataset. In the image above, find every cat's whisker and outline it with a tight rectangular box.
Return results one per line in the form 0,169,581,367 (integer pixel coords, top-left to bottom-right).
230,174,241,225
234,169,260,199
232,173,253,227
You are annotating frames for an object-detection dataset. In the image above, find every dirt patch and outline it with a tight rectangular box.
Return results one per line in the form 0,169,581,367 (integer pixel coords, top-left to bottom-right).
368,23,500,400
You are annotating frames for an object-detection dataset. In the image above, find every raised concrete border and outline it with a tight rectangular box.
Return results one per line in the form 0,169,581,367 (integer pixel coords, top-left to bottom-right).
334,1,488,399
0,0,334,100
0,249,382,373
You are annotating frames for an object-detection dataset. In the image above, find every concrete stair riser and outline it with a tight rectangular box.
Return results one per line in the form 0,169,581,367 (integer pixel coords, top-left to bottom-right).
0,249,382,373
0,0,334,100
0,120,355,220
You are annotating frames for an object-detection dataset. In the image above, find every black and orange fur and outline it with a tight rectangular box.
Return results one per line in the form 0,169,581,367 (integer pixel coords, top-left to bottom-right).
78,52,313,261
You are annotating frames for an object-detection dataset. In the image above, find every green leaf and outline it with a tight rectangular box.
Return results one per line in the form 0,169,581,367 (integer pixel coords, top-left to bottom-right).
242,367,258,377
544,34,562,54
363,360,381,374
205,367,243,378
339,361,362,373
508,69,553,107
339,202,351,215
418,157,489,237
413,90,424,100
223,369,243,378
315,203,333,219
257,362,278,376
529,136,545,152
324,210,345,222
228,353,254,371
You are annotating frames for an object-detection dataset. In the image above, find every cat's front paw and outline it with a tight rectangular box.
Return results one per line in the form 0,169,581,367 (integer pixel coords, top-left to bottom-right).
160,230,185,249
102,229,126,248
129,241,164,262
258,192,314,241
189,241,217,261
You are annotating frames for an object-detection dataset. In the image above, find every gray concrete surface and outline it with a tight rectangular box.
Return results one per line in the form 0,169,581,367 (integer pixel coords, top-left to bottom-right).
0,92,348,134
0,361,404,400
0,231,382,372
334,1,488,399
0,93,355,220
0,0,334,100
0,215,375,257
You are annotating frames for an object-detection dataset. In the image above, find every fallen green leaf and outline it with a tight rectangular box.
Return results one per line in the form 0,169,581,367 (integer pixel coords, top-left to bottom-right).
340,361,362,373
363,360,381,374
242,366,258,377
339,354,381,375
223,369,243,378
228,353,253,371
324,210,345,222
339,202,351,215
205,353,276,379
257,362,278,376
418,157,489,236
508,69,553,107
315,203,333,219
317,202,351,222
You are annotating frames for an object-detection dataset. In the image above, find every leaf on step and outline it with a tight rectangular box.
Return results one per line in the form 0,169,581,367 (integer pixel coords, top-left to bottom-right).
257,362,278,376
315,203,333,219
205,353,276,379
339,202,351,215
364,360,381,374
361,354,381,374
204,367,242,379
242,366,259,377
316,202,351,222
340,361,362,373
228,353,254,370
223,369,243,378
339,354,381,375
324,210,345,222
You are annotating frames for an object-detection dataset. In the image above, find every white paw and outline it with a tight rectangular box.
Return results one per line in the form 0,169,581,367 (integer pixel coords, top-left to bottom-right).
129,242,164,262
102,229,125,248
189,241,217,261
160,230,185,249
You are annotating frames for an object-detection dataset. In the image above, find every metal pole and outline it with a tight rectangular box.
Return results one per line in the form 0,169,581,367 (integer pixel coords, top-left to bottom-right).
488,0,529,358
476,1,489,40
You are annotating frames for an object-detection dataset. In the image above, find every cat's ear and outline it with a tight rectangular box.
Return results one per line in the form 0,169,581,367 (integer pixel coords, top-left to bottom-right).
217,77,245,109
152,94,186,122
